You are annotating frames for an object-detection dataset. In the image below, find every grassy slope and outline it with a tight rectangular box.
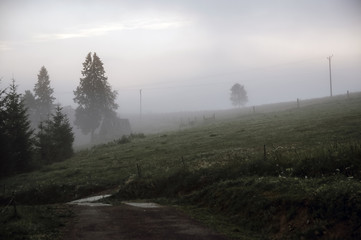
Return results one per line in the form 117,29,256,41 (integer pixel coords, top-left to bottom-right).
1,92,361,239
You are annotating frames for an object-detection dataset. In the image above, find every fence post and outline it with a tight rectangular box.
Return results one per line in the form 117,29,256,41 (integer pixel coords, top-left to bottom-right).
136,164,142,178
297,98,300,108
264,145,267,161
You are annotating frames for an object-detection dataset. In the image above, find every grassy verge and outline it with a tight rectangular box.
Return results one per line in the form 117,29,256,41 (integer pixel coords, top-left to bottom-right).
108,141,361,239
182,176,361,239
176,205,263,240
0,204,72,240
111,171,361,239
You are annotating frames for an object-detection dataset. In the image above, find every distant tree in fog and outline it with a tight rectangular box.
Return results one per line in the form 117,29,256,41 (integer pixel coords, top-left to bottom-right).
230,83,248,107
36,105,74,163
34,66,55,121
23,90,36,108
73,52,118,142
22,90,38,129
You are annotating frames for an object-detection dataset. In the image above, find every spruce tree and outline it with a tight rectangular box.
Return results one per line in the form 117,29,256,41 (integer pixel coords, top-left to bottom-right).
0,83,10,177
36,121,53,164
51,106,74,161
73,52,118,142
36,105,74,163
34,66,55,121
22,90,38,129
2,79,34,174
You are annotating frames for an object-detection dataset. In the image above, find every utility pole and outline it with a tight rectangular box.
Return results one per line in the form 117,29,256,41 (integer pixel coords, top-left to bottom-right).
327,55,333,97
139,89,142,120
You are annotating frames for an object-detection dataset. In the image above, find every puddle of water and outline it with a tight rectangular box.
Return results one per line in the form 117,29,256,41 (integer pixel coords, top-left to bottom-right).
74,202,111,207
68,194,112,206
123,202,161,208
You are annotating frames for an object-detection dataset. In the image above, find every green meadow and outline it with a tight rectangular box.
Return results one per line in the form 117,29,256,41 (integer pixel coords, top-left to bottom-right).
1,92,361,239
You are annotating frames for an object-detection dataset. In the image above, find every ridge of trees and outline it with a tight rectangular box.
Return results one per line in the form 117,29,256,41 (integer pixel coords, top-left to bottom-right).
2,53,120,177
1,69,74,178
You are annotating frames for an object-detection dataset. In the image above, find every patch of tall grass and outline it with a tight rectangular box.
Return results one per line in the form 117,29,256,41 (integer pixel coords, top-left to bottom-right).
0,204,72,240
110,142,361,239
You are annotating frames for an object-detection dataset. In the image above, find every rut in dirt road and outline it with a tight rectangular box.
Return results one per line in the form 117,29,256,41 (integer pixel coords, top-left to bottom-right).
62,203,229,240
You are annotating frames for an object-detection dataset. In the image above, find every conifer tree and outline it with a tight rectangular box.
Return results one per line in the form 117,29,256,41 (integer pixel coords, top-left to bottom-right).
73,52,118,142
22,90,38,129
2,79,34,175
0,83,10,177
34,66,55,121
36,121,52,164
23,90,37,109
36,105,74,163
51,105,74,161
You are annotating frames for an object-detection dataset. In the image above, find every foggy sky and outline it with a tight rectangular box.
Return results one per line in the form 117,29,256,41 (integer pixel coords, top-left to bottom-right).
1,0,360,113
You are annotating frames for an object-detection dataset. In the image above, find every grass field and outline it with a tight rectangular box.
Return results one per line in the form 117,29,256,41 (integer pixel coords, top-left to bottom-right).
1,92,361,239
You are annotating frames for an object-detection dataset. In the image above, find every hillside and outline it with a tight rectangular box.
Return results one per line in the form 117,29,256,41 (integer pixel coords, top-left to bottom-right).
1,92,361,239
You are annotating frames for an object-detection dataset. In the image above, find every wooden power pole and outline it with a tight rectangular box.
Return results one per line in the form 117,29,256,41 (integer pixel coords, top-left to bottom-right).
139,89,142,120
327,55,333,97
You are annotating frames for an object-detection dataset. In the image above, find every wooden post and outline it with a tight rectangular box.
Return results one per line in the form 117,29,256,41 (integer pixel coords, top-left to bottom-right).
297,98,300,108
136,164,142,178
264,145,267,161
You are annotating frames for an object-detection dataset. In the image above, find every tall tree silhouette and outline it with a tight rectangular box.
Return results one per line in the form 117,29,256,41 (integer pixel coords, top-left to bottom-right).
36,105,74,163
73,52,118,142
34,66,55,121
1,79,34,176
0,81,10,177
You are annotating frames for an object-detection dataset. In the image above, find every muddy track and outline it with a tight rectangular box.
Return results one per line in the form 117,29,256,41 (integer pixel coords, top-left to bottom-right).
62,203,229,240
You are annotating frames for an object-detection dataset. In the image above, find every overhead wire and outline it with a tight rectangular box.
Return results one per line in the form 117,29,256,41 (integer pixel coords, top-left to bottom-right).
114,56,324,92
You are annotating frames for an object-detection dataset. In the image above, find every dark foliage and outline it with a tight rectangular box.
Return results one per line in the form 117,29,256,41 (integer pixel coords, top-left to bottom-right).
33,66,55,121
0,80,34,177
35,106,74,164
22,90,38,129
73,52,118,142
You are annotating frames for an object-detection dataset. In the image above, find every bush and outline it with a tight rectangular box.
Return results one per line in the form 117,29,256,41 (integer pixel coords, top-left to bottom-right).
115,135,131,144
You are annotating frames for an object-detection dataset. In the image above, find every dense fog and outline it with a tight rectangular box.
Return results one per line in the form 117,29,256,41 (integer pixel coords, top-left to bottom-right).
1,0,360,145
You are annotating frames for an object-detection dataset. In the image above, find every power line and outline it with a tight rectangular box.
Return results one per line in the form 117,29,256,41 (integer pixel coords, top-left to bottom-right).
115,56,325,92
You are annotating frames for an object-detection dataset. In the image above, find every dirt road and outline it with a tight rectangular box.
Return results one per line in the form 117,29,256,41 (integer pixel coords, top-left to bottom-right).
62,203,229,240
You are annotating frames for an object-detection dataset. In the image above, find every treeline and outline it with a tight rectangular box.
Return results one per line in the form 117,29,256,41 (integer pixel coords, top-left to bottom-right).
1,52,121,178
0,67,74,178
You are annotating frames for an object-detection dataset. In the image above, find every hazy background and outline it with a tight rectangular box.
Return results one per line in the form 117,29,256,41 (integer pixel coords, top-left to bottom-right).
1,0,360,114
